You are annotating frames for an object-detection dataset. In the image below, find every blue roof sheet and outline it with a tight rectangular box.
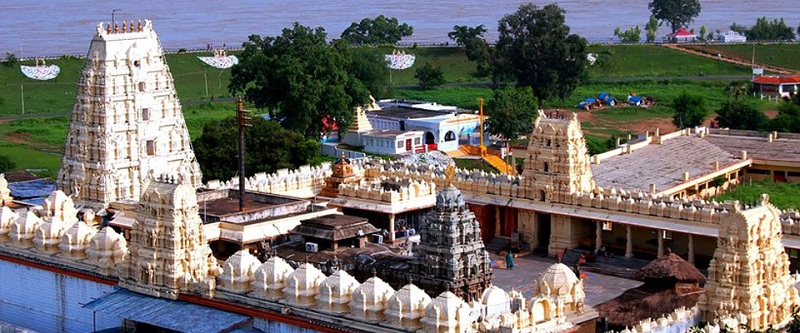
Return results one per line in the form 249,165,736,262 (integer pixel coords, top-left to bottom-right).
84,288,250,333
8,179,55,205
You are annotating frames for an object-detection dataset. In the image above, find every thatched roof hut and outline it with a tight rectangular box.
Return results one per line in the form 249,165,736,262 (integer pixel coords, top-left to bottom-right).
634,251,706,287
595,286,702,329
596,250,706,329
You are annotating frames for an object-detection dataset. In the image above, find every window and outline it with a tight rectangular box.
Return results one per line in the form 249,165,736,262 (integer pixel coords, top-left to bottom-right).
602,222,613,231
546,139,552,147
543,161,549,173
790,249,799,259
444,131,456,141
133,60,141,68
146,140,155,156
138,82,146,92
414,138,421,145
397,141,403,148
747,169,769,175
661,230,673,240
141,108,150,121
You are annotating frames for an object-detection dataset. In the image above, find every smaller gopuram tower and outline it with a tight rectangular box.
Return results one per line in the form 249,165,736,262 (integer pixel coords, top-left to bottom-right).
522,110,594,204
119,170,218,299
409,164,493,300
319,153,362,198
698,194,800,330
57,20,202,207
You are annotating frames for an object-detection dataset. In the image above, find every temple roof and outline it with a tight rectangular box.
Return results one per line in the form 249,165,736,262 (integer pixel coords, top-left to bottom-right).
591,135,741,193
291,215,379,241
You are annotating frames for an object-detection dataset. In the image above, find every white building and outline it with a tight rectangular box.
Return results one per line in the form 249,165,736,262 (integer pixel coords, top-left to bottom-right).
720,31,747,43
362,130,425,155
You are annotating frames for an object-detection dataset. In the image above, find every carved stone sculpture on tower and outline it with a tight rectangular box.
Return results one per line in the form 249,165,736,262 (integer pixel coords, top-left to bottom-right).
119,171,219,299
57,20,202,207
0,174,13,203
699,195,800,330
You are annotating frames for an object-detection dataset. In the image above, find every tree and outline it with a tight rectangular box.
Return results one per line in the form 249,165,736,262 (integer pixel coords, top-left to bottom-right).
193,117,319,182
448,25,494,79
614,26,642,43
742,17,796,41
229,23,372,138
344,45,390,98
594,49,617,77
0,155,15,173
698,25,707,41
414,62,445,89
671,92,706,129
648,0,701,33
766,94,800,133
645,15,660,43
448,25,487,46
485,86,537,144
714,100,766,130
340,15,413,45
495,3,588,108
3,53,17,68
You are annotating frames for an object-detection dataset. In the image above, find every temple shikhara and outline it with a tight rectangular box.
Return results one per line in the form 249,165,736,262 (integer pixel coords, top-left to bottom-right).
4,19,800,333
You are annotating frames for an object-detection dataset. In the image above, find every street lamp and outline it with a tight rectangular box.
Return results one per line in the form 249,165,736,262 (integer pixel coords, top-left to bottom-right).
111,9,122,26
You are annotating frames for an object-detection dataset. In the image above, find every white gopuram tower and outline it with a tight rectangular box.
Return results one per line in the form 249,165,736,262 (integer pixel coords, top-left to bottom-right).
57,20,202,207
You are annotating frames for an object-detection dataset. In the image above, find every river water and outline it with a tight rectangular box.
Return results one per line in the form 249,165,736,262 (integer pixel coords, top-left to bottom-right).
2,0,798,57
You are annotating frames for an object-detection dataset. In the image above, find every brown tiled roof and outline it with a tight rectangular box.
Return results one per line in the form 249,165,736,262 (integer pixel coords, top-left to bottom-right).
595,286,702,328
635,252,706,284
704,133,800,164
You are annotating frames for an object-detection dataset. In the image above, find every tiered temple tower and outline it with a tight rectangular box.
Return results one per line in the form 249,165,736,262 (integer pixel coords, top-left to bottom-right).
522,110,595,204
699,194,800,330
57,20,202,207
319,153,362,198
119,171,218,299
409,165,493,301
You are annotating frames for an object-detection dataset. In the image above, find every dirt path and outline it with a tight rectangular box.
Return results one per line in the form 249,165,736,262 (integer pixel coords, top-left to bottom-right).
662,44,796,75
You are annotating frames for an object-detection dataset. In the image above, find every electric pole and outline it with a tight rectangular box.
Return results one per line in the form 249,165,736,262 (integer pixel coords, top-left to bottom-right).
236,98,251,211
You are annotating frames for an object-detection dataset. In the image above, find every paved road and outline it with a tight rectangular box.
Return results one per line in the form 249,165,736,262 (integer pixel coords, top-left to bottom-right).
489,253,642,307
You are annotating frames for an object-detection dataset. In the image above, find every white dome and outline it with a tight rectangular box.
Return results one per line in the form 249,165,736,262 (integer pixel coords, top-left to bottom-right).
89,227,126,253
425,291,467,321
285,262,326,292
221,250,261,280
536,263,579,296
351,275,395,306
481,285,509,305
12,212,43,236
0,206,20,233
386,282,432,315
59,221,96,254
253,255,294,286
319,269,360,298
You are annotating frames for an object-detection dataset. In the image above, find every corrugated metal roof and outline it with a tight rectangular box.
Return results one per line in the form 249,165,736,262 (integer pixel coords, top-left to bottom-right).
84,289,250,333
8,179,55,205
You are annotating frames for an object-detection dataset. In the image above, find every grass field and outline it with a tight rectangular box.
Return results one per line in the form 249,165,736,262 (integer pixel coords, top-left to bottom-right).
686,44,800,71
585,45,752,78
714,181,800,210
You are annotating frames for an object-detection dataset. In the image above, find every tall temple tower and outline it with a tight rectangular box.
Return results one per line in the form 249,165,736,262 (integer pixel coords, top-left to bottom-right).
522,110,595,204
57,20,202,207
409,165,493,301
119,171,218,299
699,195,799,330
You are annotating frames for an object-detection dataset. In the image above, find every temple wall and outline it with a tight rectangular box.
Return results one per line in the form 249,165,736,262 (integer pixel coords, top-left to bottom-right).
0,259,121,333
605,306,699,333
252,318,323,333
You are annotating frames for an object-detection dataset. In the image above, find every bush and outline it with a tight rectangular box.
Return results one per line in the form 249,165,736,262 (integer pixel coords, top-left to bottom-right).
671,92,706,129
0,155,16,173
414,62,446,89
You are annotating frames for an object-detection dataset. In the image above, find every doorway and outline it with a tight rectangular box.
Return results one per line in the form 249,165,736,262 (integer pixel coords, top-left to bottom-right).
405,139,412,151
536,213,551,252
425,132,435,145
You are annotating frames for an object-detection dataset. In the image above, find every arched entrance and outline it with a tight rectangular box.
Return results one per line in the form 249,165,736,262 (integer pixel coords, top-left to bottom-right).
425,132,435,145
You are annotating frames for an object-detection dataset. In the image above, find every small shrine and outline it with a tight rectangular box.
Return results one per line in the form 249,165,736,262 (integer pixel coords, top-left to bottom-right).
319,153,362,198
290,214,379,252
408,164,493,301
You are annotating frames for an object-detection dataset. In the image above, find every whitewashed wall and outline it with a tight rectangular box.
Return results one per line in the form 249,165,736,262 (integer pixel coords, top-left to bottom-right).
0,259,121,333
252,318,322,333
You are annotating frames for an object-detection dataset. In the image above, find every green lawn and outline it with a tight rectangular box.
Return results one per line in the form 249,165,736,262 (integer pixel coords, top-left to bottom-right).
586,45,752,78
686,44,800,71
714,181,800,210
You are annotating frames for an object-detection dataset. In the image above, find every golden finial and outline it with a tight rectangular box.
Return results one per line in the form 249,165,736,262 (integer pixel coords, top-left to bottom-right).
137,20,143,32
106,22,111,34
340,152,346,161
121,21,126,33
130,20,135,32
114,22,119,33
445,163,456,187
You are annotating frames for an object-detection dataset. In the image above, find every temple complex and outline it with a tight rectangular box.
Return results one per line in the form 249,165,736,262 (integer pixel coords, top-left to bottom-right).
57,20,202,207
409,165,493,300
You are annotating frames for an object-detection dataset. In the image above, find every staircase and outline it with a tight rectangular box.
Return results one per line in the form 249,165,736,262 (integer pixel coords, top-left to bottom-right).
482,154,518,176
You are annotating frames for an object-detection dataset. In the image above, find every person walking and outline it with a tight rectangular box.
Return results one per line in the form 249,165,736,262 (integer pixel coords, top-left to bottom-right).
506,251,515,270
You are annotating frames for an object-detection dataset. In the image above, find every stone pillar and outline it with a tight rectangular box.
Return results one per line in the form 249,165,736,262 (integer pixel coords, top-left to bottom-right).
657,229,665,258
495,207,501,237
389,214,396,243
595,221,603,251
625,225,633,258
688,234,695,264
